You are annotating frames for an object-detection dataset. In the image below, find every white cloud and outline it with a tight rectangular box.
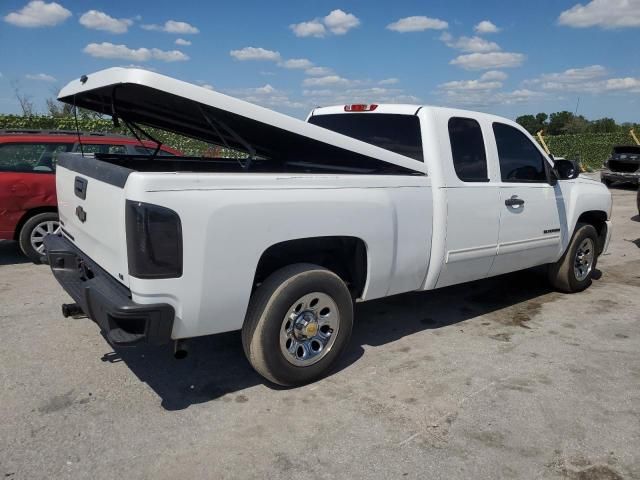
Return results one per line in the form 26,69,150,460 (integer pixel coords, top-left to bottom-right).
290,20,326,38
305,66,333,76
525,65,640,93
474,20,500,34
386,15,448,32
79,10,132,34
151,48,189,62
175,38,191,46
120,64,156,71
379,78,399,85
439,79,503,91
4,1,71,27
303,75,352,87
558,0,640,29
280,58,314,69
480,70,508,81
605,77,640,91
290,9,360,37
83,42,189,62
450,52,525,70
533,65,608,87
230,47,281,61
200,84,214,90
440,32,501,53
142,20,199,34
227,84,308,110
324,9,360,35
304,86,420,105
438,85,542,108
25,73,56,82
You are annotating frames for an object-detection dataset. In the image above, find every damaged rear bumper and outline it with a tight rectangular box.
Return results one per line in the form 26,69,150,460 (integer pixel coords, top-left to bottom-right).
601,170,640,184
43,234,174,346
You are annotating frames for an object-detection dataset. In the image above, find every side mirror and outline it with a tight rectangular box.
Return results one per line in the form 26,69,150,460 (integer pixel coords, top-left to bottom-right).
554,159,580,180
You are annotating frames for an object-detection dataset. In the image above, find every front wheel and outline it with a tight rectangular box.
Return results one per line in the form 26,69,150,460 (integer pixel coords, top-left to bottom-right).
18,212,60,263
242,263,354,386
548,222,599,293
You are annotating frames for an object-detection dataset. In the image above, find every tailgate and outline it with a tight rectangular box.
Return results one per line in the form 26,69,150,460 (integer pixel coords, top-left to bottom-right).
56,153,130,287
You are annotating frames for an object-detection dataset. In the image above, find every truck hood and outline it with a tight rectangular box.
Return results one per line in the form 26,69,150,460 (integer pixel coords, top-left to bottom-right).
57,68,424,174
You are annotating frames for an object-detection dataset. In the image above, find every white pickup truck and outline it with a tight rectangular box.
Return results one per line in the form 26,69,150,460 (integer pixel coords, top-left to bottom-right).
44,68,612,386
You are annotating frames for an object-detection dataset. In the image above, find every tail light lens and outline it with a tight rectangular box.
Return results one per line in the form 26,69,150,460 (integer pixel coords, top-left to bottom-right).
126,201,182,278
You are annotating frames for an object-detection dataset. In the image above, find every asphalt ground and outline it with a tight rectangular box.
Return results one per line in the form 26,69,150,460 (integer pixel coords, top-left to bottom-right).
1,182,638,479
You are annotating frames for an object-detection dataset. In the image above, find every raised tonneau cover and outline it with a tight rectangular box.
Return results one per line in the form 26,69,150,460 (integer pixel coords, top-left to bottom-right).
57,68,424,174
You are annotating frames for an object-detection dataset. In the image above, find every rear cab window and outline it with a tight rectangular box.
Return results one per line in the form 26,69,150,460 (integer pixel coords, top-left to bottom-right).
308,113,424,162
448,117,488,182
0,142,73,173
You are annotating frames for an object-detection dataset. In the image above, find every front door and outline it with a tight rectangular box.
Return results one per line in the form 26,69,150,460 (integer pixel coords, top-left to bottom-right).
489,122,562,276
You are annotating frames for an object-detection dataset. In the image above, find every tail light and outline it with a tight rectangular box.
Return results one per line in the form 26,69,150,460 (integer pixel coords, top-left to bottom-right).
126,201,182,278
344,104,378,112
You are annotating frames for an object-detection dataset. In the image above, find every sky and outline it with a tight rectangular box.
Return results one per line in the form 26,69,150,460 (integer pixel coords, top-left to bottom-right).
1,0,639,122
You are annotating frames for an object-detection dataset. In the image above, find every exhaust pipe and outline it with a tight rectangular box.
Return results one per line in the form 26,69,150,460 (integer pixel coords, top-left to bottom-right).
61,303,85,318
174,339,188,359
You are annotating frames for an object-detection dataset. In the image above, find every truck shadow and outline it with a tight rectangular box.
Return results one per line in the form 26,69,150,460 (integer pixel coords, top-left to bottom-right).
109,267,559,411
0,241,30,266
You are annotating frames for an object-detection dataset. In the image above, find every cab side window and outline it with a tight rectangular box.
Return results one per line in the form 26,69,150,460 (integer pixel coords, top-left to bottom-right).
493,123,547,183
448,117,488,182
80,144,127,154
0,143,72,173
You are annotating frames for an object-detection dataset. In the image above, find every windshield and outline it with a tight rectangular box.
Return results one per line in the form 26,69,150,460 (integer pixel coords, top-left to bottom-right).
308,113,424,162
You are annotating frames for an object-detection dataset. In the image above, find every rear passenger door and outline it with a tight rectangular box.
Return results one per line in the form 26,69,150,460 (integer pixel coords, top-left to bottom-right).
488,122,562,276
436,117,501,288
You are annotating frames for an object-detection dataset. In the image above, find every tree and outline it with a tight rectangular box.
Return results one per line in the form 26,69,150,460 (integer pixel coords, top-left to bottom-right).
12,82,34,117
547,111,575,135
45,97,74,118
516,112,548,135
563,115,589,134
589,117,618,133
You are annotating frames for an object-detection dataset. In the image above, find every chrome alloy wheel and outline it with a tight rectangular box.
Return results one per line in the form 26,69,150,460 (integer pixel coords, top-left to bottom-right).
279,292,340,367
30,220,60,254
574,237,595,282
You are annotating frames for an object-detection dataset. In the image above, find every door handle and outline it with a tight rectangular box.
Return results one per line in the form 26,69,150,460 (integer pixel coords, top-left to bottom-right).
505,196,525,207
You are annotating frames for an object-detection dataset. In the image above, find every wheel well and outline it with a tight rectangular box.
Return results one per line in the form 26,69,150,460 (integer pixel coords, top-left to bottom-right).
253,236,368,299
577,210,607,253
13,206,58,240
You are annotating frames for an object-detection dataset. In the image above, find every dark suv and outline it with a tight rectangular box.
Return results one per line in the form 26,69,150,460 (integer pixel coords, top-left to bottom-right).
0,129,180,262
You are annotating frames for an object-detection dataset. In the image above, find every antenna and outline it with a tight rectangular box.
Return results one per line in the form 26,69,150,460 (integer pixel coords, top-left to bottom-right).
574,96,580,116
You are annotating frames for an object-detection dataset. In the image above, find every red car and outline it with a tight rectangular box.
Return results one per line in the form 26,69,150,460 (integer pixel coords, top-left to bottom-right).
0,130,181,262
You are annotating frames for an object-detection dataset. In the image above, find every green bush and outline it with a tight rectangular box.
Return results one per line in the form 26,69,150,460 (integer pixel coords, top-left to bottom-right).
1,114,636,170
539,132,636,171
0,114,244,158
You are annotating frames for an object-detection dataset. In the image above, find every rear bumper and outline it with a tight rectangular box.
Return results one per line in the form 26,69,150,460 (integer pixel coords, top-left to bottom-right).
601,170,639,184
44,234,174,346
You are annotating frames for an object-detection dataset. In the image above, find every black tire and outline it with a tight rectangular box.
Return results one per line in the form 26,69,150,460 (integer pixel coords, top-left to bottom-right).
242,263,354,387
18,212,59,263
601,177,613,187
548,222,599,293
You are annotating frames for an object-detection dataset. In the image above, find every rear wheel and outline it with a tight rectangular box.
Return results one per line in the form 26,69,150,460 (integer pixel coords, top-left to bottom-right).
242,263,353,386
18,212,60,263
548,222,598,293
